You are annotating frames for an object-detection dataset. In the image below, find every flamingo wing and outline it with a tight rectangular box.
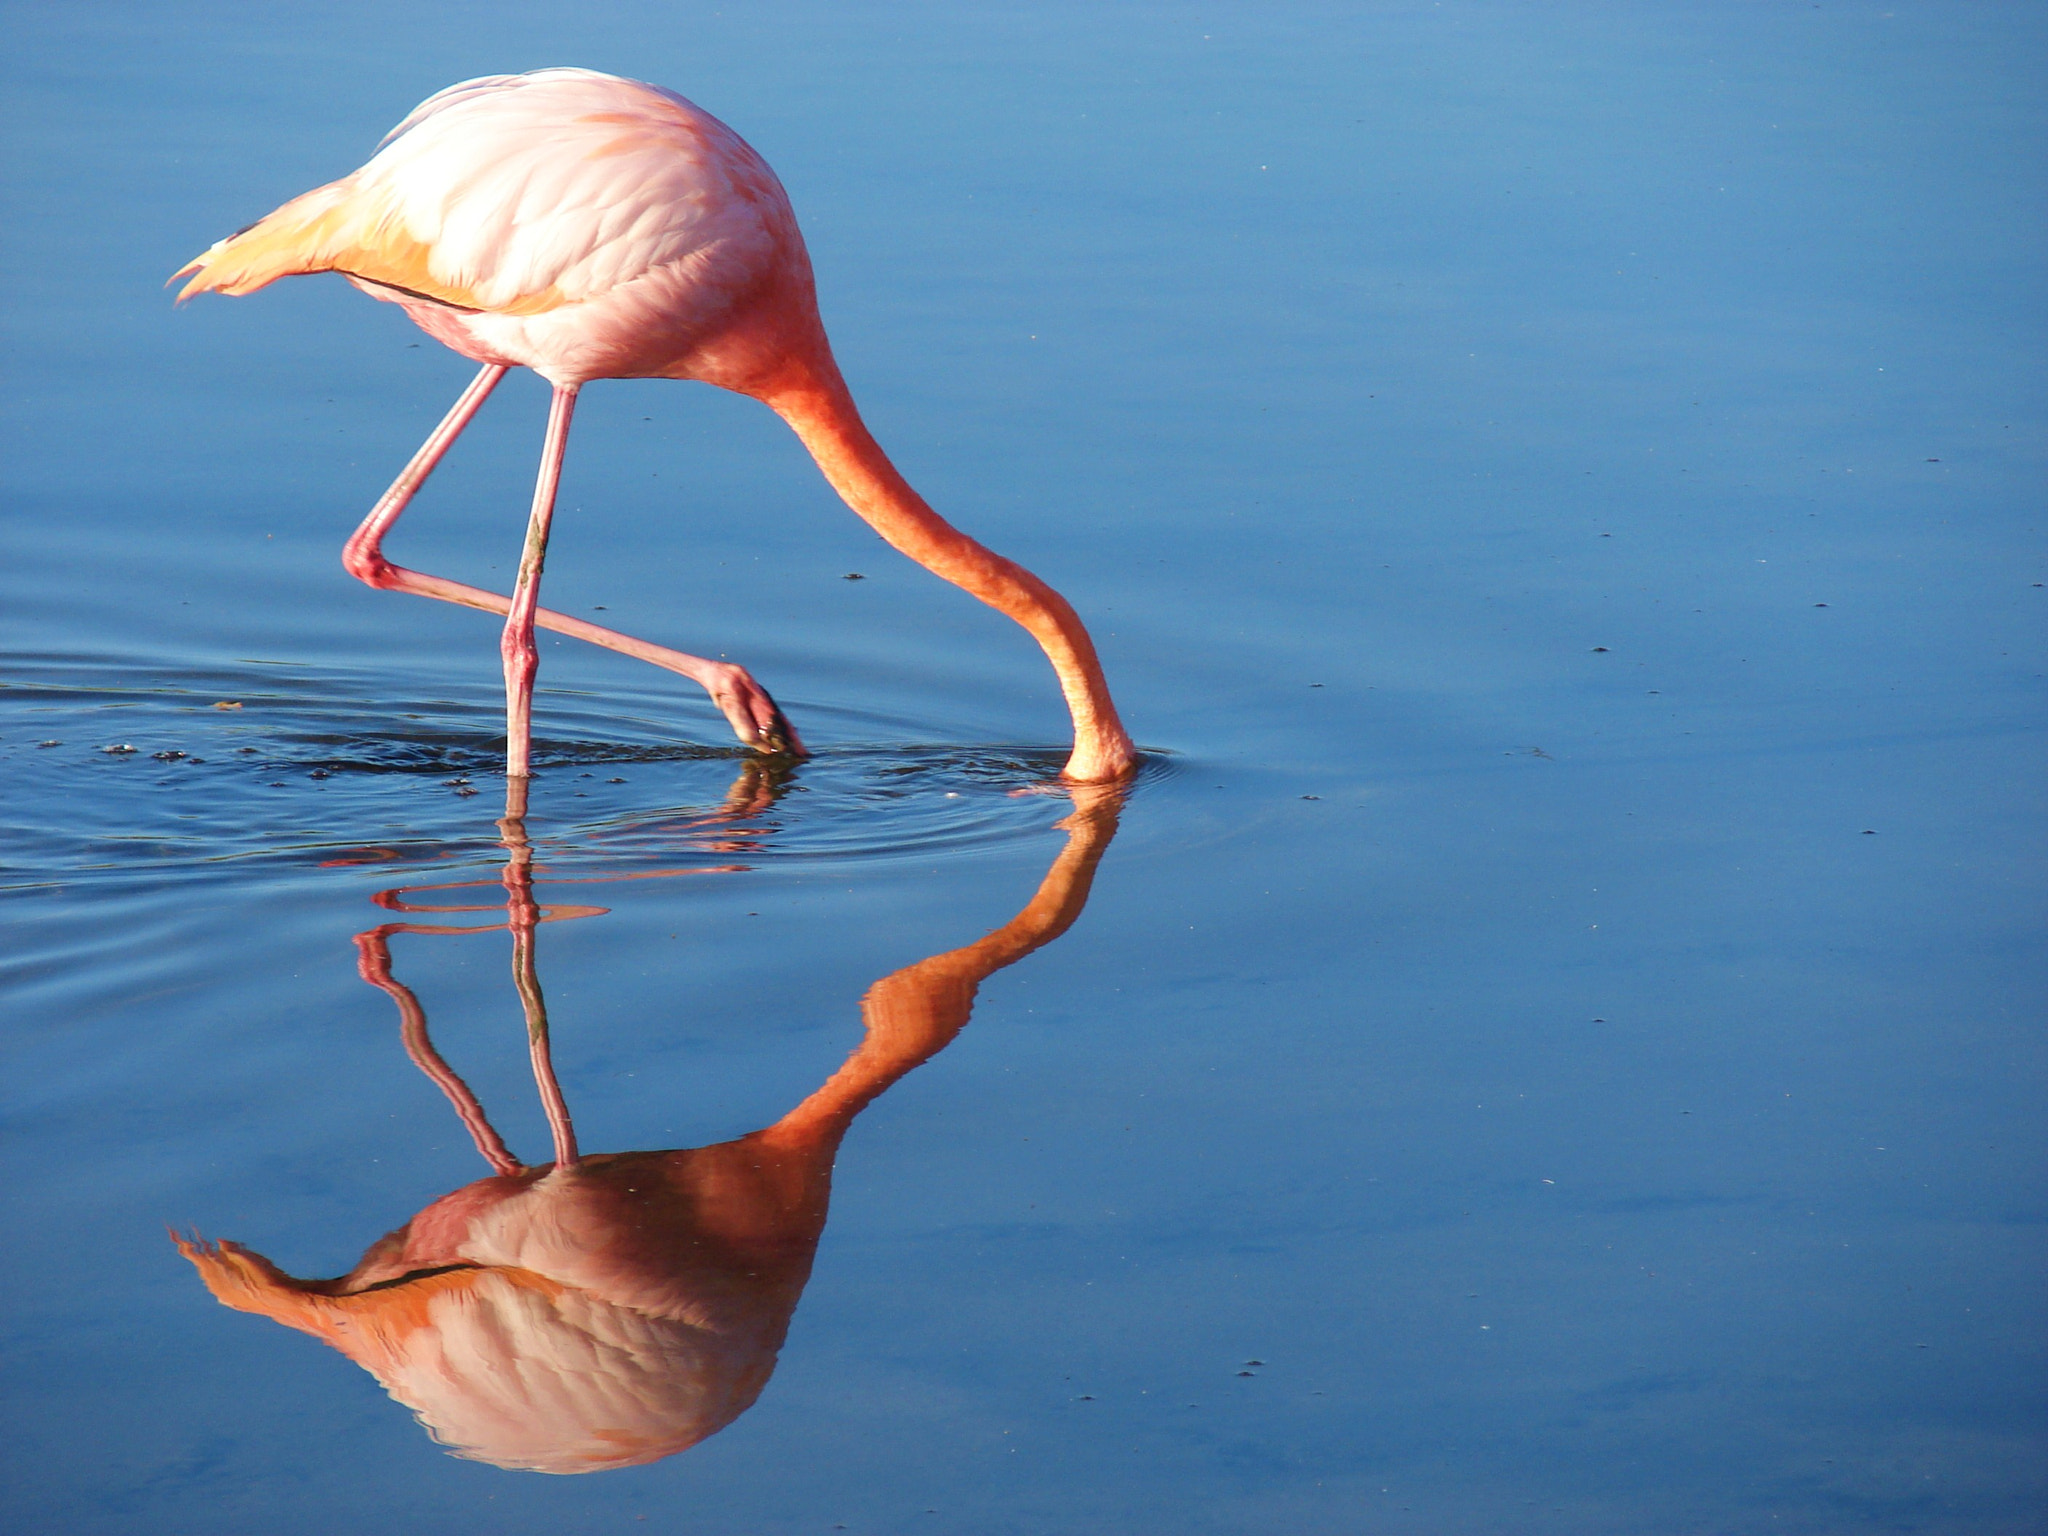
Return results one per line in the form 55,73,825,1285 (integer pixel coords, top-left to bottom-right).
173,70,785,322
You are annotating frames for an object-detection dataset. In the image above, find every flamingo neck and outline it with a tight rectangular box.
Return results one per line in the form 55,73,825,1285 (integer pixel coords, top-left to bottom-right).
758,357,1136,783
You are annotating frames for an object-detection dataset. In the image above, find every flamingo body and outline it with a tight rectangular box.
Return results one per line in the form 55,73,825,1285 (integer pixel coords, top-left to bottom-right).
182,71,805,390
177,69,1136,782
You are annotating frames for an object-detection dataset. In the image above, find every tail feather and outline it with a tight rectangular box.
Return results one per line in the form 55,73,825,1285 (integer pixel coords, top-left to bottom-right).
172,180,363,301
172,178,546,314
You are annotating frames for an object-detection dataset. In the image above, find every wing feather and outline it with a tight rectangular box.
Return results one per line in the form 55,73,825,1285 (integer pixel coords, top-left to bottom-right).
173,70,780,321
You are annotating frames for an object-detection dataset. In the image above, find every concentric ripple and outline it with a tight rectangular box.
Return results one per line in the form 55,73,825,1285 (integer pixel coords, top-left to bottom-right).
1,652,1172,894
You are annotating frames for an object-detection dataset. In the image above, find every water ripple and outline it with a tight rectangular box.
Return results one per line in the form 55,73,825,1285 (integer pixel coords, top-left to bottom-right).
1,654,1172,892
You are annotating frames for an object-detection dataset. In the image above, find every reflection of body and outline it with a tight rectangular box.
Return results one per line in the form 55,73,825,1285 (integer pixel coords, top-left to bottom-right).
178,785,1120,1472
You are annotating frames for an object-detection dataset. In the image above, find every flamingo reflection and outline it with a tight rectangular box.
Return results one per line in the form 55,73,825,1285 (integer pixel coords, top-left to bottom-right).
176,773,1121,1473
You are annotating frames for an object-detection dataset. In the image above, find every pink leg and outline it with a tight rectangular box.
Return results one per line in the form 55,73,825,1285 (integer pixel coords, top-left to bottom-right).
501,387,575,779
354,930,524,1175
521,940,579,1170
497,797,579,1167
341,365,803,756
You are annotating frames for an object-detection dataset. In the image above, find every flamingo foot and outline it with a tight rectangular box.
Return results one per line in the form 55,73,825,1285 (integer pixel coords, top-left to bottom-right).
700,661,806,756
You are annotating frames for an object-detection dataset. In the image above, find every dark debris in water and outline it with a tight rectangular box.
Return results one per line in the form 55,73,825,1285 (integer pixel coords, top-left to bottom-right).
278,733,757,778
6,662,1178,891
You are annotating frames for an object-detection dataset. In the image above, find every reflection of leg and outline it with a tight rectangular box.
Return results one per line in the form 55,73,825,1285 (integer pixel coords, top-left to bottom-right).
498,805,579,1168
343,365,801,755
718,756,798,820
515,928,578,1169
353,930,522,1176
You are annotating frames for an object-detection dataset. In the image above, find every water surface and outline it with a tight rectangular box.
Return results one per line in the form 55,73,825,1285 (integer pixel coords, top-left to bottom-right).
3,4,2043,1532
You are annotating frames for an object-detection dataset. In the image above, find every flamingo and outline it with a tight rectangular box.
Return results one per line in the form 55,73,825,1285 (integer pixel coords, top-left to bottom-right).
175,778,1124,1472
175,68,1137,783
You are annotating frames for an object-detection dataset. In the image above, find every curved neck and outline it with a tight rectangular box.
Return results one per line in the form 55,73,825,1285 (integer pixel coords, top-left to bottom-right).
759,357,1136,782
765,784,1123,1146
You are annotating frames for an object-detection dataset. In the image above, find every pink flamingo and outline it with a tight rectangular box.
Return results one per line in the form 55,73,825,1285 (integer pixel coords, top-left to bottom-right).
175,781,1124,1472
174,68,1135,783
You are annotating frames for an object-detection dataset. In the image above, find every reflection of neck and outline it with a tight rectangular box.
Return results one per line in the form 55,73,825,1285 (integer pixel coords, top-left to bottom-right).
769,786,1124,1151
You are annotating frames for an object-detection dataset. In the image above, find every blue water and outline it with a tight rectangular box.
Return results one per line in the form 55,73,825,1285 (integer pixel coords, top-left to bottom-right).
3,4,2043,1532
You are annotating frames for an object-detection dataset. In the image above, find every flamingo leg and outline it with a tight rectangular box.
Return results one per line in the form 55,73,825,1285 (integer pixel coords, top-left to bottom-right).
501,386,576,778
341,364,803,755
